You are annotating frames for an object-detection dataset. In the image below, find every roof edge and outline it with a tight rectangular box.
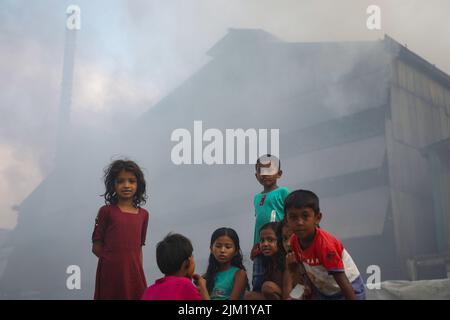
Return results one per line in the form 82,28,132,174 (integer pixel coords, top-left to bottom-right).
384,34,450,89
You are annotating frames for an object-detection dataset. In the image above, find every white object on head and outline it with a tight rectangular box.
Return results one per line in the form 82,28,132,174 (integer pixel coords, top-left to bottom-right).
258,154,280,176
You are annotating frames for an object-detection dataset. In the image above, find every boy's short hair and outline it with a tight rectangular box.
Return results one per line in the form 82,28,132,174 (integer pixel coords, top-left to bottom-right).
255,154,281,173
156,233,193,276
284,189,320,215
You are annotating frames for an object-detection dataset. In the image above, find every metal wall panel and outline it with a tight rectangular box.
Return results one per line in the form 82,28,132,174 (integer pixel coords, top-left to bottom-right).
389,59,450,270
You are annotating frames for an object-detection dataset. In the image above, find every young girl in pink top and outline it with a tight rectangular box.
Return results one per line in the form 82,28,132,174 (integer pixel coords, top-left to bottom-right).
141,233,209,300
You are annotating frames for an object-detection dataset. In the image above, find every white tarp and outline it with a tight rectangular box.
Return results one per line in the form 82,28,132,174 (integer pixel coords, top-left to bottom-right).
366,279,450,300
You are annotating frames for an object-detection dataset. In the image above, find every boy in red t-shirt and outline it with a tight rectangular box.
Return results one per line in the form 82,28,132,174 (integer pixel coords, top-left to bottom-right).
284,190,365,300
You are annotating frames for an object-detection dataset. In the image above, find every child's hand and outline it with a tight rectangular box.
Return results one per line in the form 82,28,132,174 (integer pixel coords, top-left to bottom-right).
192,274,210,300
92,241,104,258
286,251,298,273
192,274,206,288
250,243,261,261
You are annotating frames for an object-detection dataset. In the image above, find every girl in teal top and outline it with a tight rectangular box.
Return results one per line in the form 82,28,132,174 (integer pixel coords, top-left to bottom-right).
204,228,249,300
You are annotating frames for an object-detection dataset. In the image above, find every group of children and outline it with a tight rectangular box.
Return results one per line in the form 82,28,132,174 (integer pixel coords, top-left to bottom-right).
91,155,365,300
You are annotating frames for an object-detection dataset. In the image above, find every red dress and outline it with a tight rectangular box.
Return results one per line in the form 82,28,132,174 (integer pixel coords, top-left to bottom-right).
92,204,149,300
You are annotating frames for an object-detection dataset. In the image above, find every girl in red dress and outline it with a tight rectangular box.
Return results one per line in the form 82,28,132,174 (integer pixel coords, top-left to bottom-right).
92,159,149,299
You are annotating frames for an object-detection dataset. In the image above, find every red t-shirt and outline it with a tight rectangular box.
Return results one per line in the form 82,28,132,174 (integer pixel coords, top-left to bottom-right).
290,228,361,296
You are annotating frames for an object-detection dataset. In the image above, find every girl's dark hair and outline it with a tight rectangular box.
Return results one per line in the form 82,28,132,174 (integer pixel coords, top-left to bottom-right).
259,222,285,278
276,219,289,256
102,159,147,207
204,227,249,294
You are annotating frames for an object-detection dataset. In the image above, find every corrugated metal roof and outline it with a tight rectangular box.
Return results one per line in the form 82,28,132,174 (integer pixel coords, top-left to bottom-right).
384,35,450,90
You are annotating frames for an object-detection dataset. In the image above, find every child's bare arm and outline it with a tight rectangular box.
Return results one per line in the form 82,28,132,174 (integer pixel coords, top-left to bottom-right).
286,252,298,274
230,270,248,300
193,274,210,300
282,269,294,299
250,243,261,261
332,272,357,300
92,241,103,258
244,291,266,300
283,252,300,299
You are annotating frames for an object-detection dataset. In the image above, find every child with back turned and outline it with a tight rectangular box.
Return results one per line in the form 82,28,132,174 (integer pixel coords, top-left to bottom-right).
284,189,366,300
92,159,149,300
141,233,209,300
251,154,289,292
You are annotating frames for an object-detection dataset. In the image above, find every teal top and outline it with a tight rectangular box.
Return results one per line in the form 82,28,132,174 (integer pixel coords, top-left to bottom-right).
210,266,241,300
253,186,289,245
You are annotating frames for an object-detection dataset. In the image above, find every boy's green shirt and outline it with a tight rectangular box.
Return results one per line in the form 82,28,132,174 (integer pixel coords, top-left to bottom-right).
253,186,289,246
